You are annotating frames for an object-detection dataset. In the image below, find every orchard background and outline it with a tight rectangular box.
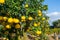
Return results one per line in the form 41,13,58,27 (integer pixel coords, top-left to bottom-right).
0,0,50,40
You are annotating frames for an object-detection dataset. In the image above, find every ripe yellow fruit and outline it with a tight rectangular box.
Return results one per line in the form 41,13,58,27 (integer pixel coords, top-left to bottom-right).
38,10,42,16
3,38,9,40
36,31,42,35
28,17,33,20
0,16,3,20
21,19,26,22
37,22,41,26
38,10,42,14
8,18,13,23
33,23,38,27
6,25,11,29
38,13,42,16
15,24,20,29
0,0,5,4
3,17,7,21
42,17,45,20
13,18,20,23
25,4,28,8
21,16,26,20
27,27,31,31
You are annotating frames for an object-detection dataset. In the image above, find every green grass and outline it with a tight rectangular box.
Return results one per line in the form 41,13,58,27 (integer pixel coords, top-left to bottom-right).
49,28,60,34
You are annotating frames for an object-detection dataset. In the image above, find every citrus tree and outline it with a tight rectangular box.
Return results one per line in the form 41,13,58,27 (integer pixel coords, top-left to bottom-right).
0,0,49,40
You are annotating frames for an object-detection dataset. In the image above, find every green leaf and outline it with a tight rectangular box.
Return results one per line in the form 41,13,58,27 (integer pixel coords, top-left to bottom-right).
0,25,4,31
40,0,44,2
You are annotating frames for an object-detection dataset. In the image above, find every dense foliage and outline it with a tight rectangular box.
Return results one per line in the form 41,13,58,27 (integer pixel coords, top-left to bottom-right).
0,0,49,40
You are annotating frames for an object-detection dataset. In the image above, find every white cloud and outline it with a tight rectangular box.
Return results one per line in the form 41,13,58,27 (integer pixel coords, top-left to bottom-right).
46,12,60,16
46,12,60,25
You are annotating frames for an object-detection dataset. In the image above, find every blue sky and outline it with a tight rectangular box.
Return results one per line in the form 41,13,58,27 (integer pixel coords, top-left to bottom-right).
44,0,60,25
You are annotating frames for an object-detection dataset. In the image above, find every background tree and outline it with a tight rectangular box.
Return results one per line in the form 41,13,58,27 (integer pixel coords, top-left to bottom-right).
52,19,60,28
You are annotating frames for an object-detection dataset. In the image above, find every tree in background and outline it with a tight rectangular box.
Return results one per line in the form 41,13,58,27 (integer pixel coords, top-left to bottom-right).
0,0,49,40
52,19,60,28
